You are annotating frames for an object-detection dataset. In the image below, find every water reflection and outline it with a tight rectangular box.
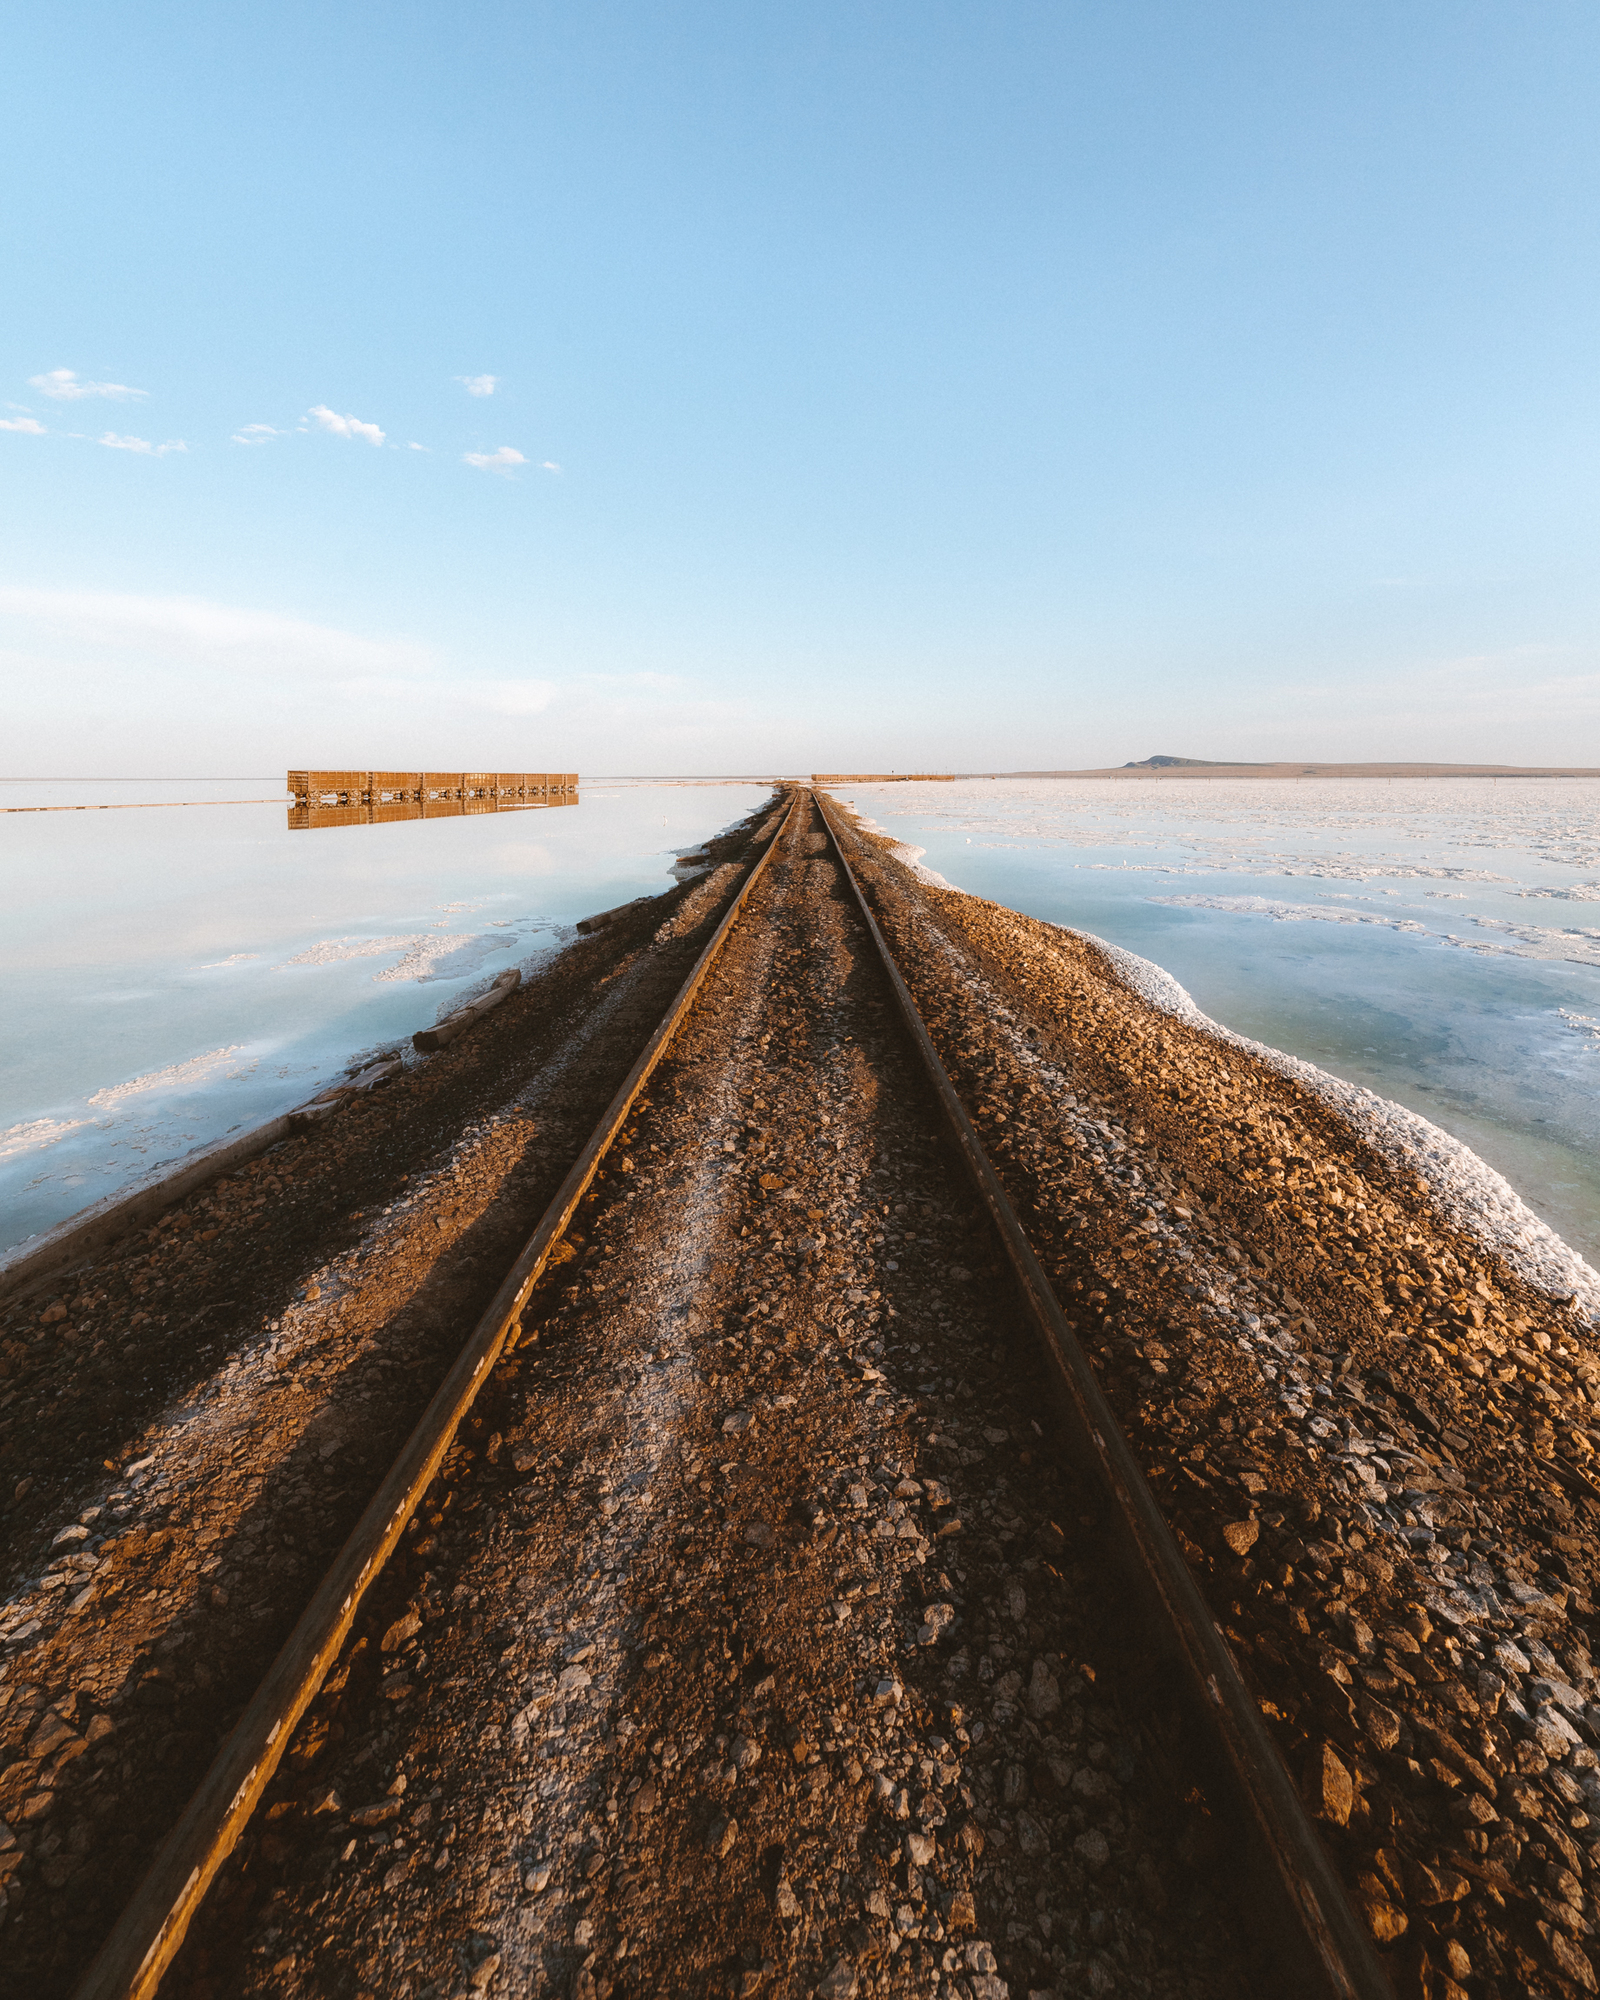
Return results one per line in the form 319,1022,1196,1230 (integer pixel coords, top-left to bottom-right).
4,777,772,1252
287,770,578,830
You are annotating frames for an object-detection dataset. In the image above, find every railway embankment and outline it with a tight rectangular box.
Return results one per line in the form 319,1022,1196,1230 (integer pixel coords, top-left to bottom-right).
0,789,1596,1999
844,808,1600,2000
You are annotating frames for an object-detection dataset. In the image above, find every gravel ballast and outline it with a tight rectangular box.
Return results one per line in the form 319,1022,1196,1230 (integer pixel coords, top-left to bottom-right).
7,789,1595,1999
839,807,1600,2000
162,802,1256,2000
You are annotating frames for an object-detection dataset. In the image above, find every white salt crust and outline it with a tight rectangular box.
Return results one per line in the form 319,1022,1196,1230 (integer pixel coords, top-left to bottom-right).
849,806,1596,1317
851,817,955,892
1080,929,1600,1323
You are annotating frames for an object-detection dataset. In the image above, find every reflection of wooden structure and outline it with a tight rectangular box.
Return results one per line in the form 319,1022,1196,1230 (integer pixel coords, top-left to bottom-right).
286,771,578,830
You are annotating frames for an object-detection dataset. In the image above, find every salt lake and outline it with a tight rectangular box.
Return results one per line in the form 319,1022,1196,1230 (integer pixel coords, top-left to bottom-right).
9,771,1598,1277
846,775,1600,1270
0,778,771,1253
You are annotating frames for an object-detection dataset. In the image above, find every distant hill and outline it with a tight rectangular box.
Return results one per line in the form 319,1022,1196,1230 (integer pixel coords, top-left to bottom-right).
1121,755,1248,769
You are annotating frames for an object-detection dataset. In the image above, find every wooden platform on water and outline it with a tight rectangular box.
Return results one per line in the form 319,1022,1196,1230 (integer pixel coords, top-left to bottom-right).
286,771,578,829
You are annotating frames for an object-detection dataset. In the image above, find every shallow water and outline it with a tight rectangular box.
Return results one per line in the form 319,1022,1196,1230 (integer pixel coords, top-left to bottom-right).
846,776,1600,1268
1,778,772,1253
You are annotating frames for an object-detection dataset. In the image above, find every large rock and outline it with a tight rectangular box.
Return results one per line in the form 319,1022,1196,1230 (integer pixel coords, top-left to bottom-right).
1311,1742,1353,1826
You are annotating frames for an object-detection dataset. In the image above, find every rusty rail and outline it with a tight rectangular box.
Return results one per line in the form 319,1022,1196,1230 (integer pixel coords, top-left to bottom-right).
72,794,798,2000
813,789,1391,2000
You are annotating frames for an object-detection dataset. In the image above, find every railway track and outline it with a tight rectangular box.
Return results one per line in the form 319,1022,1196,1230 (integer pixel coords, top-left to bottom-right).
0,804,789,1994
67,798,800,2000
56,791,1387,1998
812,794,1385,1998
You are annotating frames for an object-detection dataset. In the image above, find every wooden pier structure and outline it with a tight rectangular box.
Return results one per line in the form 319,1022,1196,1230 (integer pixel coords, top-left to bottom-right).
286,770,578,829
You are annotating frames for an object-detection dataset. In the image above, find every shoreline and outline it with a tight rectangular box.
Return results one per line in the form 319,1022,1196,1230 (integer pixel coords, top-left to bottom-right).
1088,933,1600,1323
841,804,1600,1990
856,819,1599,1326
11,793,1594,1333
0,791,768,1260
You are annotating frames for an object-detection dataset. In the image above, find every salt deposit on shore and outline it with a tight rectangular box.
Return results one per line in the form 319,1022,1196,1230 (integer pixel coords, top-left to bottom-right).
848,814,954,890
848,776,1600,1309
1086,929,1600,1321
869,781,1600,1316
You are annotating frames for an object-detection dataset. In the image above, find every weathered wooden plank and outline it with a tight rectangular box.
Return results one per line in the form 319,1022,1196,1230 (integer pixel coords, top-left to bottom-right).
285,772,579,824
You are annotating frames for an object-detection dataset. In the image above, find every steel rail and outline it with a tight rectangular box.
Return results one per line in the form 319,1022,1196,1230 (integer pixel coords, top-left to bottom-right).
73,794,800,2000
814,789,1391,2000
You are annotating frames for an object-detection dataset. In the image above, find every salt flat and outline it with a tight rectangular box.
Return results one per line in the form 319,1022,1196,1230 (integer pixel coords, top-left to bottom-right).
840,776,1600,1267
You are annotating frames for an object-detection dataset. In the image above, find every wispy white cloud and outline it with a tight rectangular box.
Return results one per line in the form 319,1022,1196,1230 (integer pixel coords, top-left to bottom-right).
99,432,186,456
407,441,429,452
0,585,434,677
542,461,563,473
308,404,385,446
0,416,46,435
458,374,498,397
232,422,284,445
30,367,147,402
0,577,772,771
464,445,526,474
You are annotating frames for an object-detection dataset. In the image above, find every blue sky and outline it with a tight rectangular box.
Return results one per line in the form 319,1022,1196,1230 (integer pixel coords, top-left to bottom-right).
3,2,1598,774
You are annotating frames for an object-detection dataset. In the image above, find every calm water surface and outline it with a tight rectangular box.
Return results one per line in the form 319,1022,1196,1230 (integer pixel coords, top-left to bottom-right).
848,777,1600,1269
2,779,771,1252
